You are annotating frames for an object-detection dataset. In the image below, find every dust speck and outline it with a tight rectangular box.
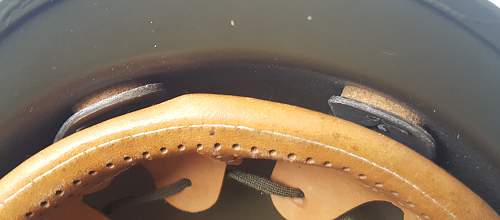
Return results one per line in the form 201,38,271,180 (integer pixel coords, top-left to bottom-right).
229,19,235,27
306,15,312,21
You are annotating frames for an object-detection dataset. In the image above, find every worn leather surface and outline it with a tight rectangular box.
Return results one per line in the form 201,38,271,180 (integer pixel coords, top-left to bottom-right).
0,94,496,219
341,85,421,125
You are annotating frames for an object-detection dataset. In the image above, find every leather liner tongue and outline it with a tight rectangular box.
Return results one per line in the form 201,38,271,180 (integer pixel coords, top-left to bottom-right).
143,152,227,213
271,161,420,220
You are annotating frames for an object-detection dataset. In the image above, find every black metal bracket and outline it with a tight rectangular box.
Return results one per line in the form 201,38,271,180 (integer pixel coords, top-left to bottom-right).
328,96,436,160
53,83,166,142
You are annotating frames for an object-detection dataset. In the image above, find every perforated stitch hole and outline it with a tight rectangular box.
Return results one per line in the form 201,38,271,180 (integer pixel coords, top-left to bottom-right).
123,156,132,162
177,144,186,151
40,201,49,208
250,146,258,154
421,214,430,219
287,153,296,161
305,157,315,164
142,151,151,159
160,147,168,154
358,174,367,180
268,149,277,157
72,179,82,185
196,144,203,151
323,161,333,167
106,162,115,169
232,144,241,150
25,212,34,218
374,183,384,188
55,189,64,197
214,143,222,151
342,167,351,172
88,170,97,176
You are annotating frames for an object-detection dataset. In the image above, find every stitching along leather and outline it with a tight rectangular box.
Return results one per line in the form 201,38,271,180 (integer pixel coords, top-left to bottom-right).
1,124,455,219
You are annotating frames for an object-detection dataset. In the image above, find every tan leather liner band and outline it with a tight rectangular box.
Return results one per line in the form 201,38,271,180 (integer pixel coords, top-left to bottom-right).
0,94,496,219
